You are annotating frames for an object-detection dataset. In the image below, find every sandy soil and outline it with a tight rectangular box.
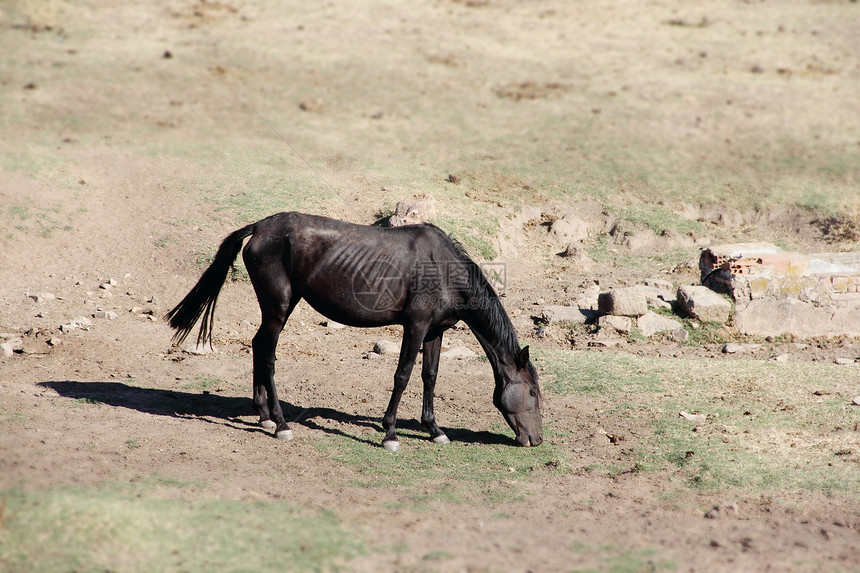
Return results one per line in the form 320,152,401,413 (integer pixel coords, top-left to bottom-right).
2,1,859,571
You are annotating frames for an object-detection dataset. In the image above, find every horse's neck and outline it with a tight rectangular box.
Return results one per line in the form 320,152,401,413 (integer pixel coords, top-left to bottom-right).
459,295,518,372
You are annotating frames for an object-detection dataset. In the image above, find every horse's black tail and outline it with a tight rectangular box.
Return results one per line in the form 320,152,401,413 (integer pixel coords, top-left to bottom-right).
165,223,257,347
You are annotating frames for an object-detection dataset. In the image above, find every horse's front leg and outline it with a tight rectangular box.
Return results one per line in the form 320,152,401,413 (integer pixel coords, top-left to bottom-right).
381,324,425,451
420,335,449,444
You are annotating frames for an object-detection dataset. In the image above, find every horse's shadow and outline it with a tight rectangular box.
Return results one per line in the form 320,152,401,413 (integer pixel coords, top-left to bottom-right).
37,380,515,446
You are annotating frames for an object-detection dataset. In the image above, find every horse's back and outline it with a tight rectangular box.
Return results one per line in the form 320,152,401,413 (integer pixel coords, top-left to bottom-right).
244,212,457,326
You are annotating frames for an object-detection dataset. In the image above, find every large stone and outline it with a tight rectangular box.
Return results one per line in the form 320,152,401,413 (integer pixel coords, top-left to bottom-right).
541,305,589,325
735,297,860,338
637,311,683,337
677,285,731,323
598,287,647,317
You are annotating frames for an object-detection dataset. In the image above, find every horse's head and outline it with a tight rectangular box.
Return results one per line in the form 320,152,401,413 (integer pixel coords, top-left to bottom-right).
494,346,543,447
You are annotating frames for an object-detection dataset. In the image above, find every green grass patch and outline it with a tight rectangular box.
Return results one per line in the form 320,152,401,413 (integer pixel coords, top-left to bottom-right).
182,376,224,391
5,200,74,238
0,488,365,572
314,434,568,505
538,350,860,496
569,541,677,573
434,213,499,261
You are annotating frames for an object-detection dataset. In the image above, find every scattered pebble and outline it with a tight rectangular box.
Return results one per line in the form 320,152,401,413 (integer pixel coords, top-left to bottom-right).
28,293,56,303
0,342,13,357
834,358,855,365
705,502,739,519
60,317,93,332
679,411,707,423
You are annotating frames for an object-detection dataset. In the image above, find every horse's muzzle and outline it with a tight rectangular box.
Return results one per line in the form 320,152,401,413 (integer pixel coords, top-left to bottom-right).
517,432,543,447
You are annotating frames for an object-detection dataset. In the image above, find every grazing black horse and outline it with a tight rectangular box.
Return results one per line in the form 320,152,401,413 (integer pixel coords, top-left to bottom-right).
166,212,542,449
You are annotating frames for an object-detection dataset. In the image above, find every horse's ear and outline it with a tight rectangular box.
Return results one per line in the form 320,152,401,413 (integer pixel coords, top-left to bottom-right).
517,346,530,369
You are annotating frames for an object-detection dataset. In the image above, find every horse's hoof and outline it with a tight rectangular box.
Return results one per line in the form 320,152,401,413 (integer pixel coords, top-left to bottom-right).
275,429,294,441
382,440,400,452
432,434,450,445
260,420,276,430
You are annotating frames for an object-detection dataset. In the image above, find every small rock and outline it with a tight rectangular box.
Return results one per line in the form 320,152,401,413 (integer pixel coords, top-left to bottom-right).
298,98,325,112
834,358,855,365
185,343,212,355
705,502,738,519
389,194,436,227
679,411,707,423
851,397,860,406
771,354,790,362
637,311,683,337
28,293,55,303
0,342,13,357
62,316,93,332
722,343,761,354
667,328,689,343
47,337,62,347
441,346,477,359
598,314,632,335
94,310,118,320
373,340,400,355
322,320,346,330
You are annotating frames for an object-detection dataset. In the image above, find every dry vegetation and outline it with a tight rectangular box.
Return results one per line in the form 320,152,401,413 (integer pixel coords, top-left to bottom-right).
1,1,859,571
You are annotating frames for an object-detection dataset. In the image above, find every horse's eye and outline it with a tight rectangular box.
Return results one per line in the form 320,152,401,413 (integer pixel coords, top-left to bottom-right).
529,389,537,398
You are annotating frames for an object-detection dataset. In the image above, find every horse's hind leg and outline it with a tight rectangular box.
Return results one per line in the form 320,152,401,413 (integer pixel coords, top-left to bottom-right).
252,298,297,440
245,240,298,440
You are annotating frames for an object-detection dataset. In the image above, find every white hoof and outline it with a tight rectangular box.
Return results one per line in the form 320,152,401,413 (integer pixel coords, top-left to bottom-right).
275,429,294,441
432,434,451,444
260,420,276,430
382,440,400,452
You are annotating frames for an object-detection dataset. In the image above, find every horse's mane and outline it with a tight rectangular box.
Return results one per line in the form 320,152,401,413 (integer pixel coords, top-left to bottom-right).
426,225,524,364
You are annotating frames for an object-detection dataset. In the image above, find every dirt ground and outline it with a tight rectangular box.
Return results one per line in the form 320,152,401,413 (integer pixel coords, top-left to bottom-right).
2,1,860,571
